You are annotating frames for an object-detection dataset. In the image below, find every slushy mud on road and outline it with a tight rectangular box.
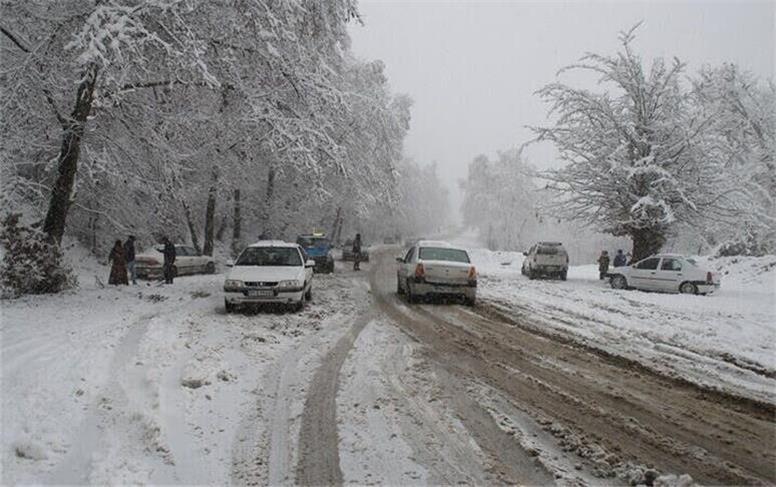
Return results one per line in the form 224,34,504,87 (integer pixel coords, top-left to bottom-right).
354,247,776,485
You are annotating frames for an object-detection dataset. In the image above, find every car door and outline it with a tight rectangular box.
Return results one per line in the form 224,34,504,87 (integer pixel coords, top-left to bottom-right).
629,257,661,290
656,257,684,292
300,248,313,285
398,246,415,283
177,246,194,275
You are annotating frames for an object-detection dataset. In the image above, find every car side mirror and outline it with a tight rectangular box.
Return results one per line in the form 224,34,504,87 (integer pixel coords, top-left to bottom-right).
226,259,234,267
522,252,528,256
305,260,316,268
395,257,404,263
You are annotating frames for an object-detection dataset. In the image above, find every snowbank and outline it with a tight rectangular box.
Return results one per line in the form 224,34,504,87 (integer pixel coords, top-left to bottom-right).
465,246,776,404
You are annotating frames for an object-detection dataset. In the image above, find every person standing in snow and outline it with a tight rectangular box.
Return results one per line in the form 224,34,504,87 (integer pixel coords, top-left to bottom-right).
124,235,137,284
108,239,129,285
613,249,627,268
597,250,610,280
352,233,362,271
162,237,176,284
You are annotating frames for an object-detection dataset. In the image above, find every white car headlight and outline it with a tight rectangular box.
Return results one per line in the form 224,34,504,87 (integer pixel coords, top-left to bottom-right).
277,279,303,289
224,279,243,289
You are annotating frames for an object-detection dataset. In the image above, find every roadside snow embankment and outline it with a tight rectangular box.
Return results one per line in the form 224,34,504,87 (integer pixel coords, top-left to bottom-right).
468,248,776,405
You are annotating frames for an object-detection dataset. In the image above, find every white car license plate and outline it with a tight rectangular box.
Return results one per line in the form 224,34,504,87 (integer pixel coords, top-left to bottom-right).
248,290,273,297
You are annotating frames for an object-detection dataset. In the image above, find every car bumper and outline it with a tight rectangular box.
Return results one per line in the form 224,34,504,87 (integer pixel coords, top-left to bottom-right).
534,265,567,273
136,266,163,279
695,283,720,294
224,288,304,305
412,282,476,299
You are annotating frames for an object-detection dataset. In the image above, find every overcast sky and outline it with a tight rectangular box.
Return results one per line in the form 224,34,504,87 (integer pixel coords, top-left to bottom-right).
348,0,775,218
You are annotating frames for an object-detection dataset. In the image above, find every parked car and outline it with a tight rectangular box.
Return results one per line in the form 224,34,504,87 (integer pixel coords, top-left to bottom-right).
341,238,370,262
223,241,314,312
396,240,477,306
296,233,335,273
135,244,215,279
521,242,569,280
608,254,720,295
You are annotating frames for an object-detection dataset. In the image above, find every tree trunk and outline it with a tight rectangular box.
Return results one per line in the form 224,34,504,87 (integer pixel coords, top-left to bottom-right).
202,180,217,256
630,227,666,262
330,207,342,242
42,63,99,244
215,215,227,242
182,199,202,254
231,189,241,257
259,165,275,237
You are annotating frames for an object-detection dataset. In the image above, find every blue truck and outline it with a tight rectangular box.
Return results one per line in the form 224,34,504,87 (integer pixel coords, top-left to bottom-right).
296,233,335,274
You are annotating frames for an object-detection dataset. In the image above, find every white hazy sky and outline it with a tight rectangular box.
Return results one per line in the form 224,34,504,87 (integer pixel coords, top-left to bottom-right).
348,0,775,218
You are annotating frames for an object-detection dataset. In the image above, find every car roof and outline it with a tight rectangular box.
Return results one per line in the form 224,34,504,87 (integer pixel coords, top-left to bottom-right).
651,253,686,258
247,240,297,248
417,240,457,248
537,241,564,246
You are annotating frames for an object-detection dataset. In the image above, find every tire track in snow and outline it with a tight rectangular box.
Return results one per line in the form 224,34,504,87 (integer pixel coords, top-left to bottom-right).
295,279,373,486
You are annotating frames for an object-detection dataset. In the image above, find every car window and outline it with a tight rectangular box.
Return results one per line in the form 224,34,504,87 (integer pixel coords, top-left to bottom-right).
175,246,188,256
537,245,562,255
635,257,660,270
185,247,198,256
660,258,682,271
418,247,470,263
404,247,415,262
300,248,309,262
236,247,302,266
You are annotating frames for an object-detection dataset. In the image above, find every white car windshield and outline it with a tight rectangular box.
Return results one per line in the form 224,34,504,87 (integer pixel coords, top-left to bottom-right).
419,247,470,263
237,247,301,267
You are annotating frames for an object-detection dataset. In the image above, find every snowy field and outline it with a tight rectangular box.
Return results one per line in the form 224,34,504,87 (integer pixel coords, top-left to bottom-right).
464,245,776,405
0,248,365,484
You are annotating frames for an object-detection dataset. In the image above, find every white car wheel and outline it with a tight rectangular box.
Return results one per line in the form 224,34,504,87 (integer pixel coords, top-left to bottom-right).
679,282,698,295
610,275,628,290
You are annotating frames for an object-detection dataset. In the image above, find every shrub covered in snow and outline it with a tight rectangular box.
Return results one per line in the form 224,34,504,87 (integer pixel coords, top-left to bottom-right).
0,213,76,298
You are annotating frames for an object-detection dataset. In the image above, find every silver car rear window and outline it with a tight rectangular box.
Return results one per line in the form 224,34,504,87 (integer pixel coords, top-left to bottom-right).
419,247,470,263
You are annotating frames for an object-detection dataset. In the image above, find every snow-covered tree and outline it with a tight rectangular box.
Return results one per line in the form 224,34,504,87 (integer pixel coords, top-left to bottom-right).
692,64,776,255
531,25,753,261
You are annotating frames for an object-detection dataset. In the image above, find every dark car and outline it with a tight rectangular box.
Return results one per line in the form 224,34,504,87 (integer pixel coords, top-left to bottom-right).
296,234,335,273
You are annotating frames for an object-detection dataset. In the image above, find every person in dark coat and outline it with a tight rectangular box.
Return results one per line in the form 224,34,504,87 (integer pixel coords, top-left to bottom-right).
108,240,129,285
124,235,137,284
597,250,610,280
352,233,362,271
162,237,176,284
613,249,627,267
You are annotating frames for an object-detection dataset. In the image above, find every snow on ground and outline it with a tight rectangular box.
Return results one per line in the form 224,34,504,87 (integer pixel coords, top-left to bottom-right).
1,247,359,484
462,240,776,404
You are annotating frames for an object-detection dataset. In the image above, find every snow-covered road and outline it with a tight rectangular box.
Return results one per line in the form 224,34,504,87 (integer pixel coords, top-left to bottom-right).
2,245,774,485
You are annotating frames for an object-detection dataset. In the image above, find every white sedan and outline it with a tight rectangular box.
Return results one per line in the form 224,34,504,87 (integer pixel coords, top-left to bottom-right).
135,244,215,279
396,240,477,305
608,254,720,295
224,241,314,312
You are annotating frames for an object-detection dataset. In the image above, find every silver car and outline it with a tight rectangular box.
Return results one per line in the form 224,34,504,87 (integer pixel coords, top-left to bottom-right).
521,242,569,280
396,240,477,306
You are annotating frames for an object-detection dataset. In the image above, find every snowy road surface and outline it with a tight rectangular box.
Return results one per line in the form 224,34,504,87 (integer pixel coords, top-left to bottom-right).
2,247,774,485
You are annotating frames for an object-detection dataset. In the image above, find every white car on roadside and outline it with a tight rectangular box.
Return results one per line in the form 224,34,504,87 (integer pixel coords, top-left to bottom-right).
608,254,720,295
396,240,477,305
223,241,315,312
135,244,215,280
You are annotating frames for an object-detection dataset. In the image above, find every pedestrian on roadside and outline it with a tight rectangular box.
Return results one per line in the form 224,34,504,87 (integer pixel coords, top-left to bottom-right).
613,249,627,268
352,233,362,271
124,235,137,284
162,237,176,284
597,250,610,280
108,239,129,285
